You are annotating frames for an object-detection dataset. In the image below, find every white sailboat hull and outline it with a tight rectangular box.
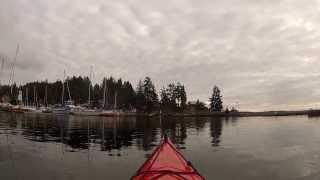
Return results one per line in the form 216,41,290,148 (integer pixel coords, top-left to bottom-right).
52,107,70,114
71,110,101,116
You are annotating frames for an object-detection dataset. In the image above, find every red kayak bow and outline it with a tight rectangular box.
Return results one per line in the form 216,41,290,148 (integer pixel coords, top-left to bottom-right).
132,137,205,180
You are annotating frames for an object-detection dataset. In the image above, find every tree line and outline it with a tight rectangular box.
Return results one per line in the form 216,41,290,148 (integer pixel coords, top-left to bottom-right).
0,76,225,113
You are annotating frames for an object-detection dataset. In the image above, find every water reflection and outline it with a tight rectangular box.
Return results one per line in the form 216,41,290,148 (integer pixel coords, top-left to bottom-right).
210,117,223,146
2,112,320,180
0,112,237,152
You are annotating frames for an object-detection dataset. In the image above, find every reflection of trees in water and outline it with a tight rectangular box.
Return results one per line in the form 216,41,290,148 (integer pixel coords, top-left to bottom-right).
61,116,137,153
9,113,137,152
0,112,21,131
210,117,223,147
20,114,61,143
0,112,235,152
134,116,210,151
135,117,201,151
210,117,237,146
162,117,208,147
209,117,238,146
162,117,187,146
193,117,207,133
135,116,159,151
100,117,136,152
223,116,238,126
134,116,207,151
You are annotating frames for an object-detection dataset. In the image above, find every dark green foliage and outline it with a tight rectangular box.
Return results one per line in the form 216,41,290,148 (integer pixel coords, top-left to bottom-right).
67,76,90,105
0,75,225,114
143,77,159,112
209,86,223,112
23,81,63,106
0,76,136,110
175,83,187,111
9,95,17,105
160,82,187,112
0,85,11,103
134,77,159,113
100,77,136,110
91,84,101,107
160,87,172,111
120,81,136,110
191,99,207,111
135,80,146,112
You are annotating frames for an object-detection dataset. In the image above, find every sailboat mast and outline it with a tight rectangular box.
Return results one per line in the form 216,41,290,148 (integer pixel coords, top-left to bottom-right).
88,66,93,106
66,78,71,101
0,58,4,85
26,87,28,106
45,85,48,107
10,45,19,95
61,70,65,105
114,91,117,110
103,78,106,109
33,86,36,107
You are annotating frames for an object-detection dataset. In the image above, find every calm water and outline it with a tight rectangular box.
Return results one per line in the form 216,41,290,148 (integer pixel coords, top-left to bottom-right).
1,112,320,180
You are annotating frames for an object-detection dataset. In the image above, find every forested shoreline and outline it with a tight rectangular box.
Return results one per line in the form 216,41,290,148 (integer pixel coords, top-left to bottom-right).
0,76,224,113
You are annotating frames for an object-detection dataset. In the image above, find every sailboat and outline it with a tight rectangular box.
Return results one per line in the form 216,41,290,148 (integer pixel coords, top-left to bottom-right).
70,66,101,116
23,84,53,114
52,71,71,115
23,86,43,113
8,45,28,113
42,85,52,113
6,45,17,110
100,90,120,116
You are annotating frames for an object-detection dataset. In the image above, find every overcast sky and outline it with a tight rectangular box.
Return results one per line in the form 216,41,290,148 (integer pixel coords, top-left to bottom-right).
0,0,320,111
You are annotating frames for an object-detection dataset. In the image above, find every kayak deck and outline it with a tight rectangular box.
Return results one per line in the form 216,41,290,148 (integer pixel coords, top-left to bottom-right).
132,137,204,180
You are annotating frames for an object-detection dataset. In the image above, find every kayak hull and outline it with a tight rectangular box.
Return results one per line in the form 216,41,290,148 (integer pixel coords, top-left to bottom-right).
132,137,205,180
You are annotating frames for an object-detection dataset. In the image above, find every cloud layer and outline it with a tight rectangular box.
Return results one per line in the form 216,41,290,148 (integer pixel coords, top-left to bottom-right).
1,0,320,110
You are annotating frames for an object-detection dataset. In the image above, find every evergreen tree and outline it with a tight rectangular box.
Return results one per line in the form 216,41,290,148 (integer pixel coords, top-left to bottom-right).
160,87,171,111
135,80,146,112
175,83,187,111
67,76,90,104
100,77,135,110
160,82,187,112
0,76,136,110
209,86,223,112
143,77,158,113
120,81,135,110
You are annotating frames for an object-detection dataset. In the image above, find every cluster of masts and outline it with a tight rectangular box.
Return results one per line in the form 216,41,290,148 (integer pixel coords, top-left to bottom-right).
0,44,123,116
0,45,19,93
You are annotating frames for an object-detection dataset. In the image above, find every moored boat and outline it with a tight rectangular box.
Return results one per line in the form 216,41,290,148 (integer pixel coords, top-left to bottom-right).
52,70,72,115
100,110,120,116
23,107,42,114
71,107,101,116
131,136,204,180
41,107,52,113
52,104,70,114
0,103,13,112
11,105,28,113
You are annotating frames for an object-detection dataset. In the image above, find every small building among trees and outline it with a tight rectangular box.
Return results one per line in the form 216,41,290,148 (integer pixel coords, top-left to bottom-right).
186,100,208,112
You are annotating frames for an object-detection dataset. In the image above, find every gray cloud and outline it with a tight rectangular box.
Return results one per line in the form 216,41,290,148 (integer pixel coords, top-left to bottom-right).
0,0,320,110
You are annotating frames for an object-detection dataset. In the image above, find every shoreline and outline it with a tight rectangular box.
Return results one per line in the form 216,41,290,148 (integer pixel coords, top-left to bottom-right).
0,106,317,117
163,110,310,117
